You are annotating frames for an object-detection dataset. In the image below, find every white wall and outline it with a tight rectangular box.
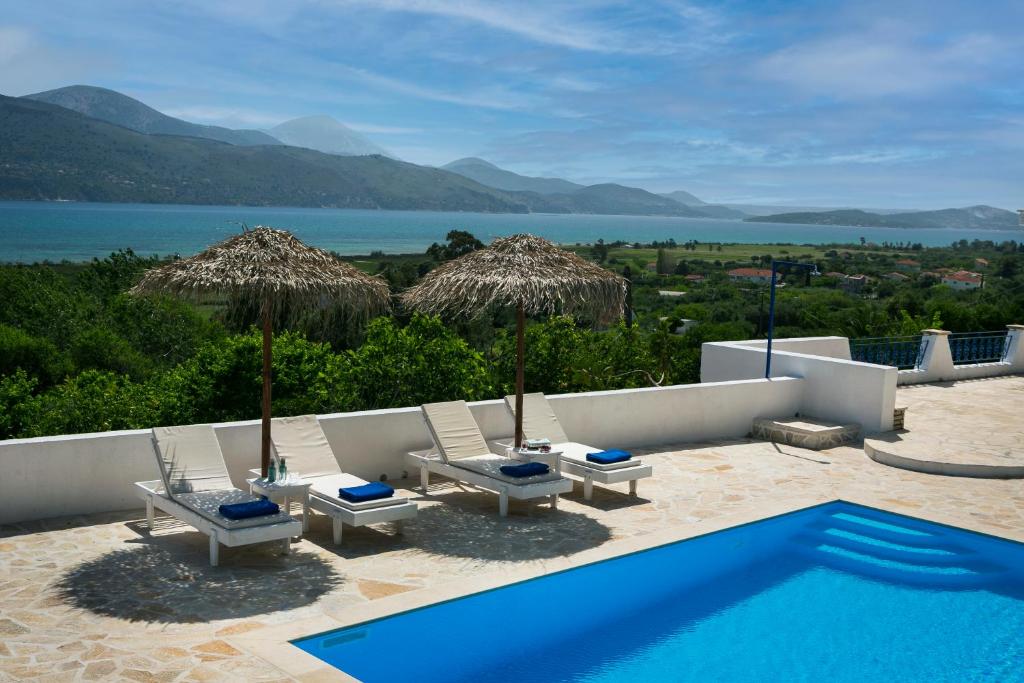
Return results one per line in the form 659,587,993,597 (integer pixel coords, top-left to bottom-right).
732,336,852,361
0,378,803,525
701,339,896,433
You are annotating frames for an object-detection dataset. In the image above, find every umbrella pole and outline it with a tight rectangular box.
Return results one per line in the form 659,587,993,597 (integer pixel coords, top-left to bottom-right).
515,304,525,448
261,298,272,477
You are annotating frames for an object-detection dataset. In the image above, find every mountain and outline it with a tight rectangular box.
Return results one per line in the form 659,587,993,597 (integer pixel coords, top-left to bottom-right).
0,95,527,211
746,206,1020,230
24,85,281,146
269,116,392,157
443,157,583,194
515,183,707,217
660,189,748,218
661,189,706,205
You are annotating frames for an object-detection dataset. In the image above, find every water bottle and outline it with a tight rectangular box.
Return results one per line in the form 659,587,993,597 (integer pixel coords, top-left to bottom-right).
279,458,288,483
267,460,277,483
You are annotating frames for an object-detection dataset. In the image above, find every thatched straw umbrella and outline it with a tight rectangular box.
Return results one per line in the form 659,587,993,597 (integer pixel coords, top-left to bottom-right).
131,226,390,475
402,233,626,447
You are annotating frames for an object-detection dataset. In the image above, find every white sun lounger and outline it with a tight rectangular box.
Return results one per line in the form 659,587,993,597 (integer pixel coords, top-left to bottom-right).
504,393,653,501
134,424,301,566
270,414,418,545
407,400,572,517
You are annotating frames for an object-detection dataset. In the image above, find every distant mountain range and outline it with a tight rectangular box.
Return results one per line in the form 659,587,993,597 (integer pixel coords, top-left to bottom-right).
746,206,1019,231
23,85,392,157
0,95,524,210
3,84,1015,224
268,115,394,158
25,85,282,147
443,157,583,194
442,157,747,217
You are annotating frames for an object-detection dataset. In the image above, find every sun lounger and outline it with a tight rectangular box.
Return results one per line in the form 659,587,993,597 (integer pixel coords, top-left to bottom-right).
270,414,418,545
408,400,572,516
135,424,301,566
504,393,653,501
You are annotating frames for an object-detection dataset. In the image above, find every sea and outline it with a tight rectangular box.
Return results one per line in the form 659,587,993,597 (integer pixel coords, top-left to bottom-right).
0,201,1019,263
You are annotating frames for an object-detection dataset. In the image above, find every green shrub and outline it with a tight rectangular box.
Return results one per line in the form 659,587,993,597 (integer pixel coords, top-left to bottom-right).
0,324,72,387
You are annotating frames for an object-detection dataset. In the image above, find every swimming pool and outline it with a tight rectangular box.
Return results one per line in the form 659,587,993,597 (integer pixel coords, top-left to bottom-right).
294,502,1024,682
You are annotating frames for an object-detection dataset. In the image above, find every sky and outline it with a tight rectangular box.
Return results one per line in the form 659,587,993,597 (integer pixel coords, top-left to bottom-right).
1,0,1021,209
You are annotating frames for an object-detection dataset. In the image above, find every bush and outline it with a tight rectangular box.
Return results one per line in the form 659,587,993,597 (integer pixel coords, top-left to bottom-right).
16,370,157,437
0,324,72,387
70,327,153,379
343,315,492,409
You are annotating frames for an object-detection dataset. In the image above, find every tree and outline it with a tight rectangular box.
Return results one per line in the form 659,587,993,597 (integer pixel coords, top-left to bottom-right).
656,248,674,275
426,230,484,261
593,239,609,263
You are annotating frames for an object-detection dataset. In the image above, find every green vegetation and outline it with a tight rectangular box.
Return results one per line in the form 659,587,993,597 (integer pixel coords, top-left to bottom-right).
1,233,1022,440
746,206,1018,230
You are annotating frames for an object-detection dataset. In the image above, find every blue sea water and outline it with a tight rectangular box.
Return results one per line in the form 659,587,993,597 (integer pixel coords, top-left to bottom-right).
0,201,1019,263
294,502,1024,682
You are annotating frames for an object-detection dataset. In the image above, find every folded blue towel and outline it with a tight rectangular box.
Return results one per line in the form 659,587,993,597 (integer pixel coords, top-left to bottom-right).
339,481,395,503
218,498,280,520
500,461,550,478
586,449,632,465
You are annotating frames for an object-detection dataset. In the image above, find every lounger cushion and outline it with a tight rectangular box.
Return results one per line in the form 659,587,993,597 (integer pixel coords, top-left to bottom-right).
504,393,570,444
453,454,565,485
309,474,410,511
422,401,491,462
177,489,296,530
153,424,235,495
270,415,342,479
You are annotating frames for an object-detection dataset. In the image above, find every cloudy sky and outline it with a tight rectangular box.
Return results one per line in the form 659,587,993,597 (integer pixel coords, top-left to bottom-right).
2,0,1020,208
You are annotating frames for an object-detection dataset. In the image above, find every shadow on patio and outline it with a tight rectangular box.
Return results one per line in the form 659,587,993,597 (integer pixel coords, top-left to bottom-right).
55,534,342,623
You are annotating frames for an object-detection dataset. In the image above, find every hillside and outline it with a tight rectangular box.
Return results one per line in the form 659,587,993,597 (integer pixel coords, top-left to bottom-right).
661,189,705,205
268,116,393,157
443,157,583,194
514,183,707,216
0,95,528,211
746,206,1019,230
25,85,281,147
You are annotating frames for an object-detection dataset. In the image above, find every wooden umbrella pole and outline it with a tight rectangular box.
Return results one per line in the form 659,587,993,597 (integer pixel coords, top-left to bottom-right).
515,304,525,448
261,298,273,477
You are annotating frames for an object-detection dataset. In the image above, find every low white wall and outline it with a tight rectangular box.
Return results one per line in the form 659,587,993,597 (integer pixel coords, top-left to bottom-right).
732,336,852,361
701,338,897,433
898,327,1024,385
0,378,803,524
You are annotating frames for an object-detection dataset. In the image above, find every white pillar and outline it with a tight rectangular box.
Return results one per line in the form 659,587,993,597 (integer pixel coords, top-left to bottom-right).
1004,324,1024,368
916,329,954,383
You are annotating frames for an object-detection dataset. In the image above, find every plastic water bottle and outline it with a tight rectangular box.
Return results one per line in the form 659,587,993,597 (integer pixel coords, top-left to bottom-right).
279,458,288,483
268,460,277,483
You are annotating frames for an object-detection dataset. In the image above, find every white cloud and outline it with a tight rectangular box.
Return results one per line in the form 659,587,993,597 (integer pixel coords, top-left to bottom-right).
755,29,1008,99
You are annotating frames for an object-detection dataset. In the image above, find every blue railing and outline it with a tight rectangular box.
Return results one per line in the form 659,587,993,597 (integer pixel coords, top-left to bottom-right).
849,335,926,370
948,331,1009,365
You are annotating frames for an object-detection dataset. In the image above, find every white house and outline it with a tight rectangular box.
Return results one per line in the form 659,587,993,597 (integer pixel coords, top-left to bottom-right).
941,270,983,290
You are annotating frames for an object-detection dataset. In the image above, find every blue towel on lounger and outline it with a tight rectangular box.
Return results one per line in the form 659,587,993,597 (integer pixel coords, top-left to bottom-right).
218,498,280,520
339,481,394,503
586,449,632,465
500,461,550,478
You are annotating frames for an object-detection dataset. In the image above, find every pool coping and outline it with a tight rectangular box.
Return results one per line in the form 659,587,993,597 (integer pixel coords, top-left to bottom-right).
224,490,1024,681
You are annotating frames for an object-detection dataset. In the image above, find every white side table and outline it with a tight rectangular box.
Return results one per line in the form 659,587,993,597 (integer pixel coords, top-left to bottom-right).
247,469,312,533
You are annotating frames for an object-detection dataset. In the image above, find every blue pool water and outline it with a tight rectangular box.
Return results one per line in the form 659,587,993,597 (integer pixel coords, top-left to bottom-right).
294,502,1024,682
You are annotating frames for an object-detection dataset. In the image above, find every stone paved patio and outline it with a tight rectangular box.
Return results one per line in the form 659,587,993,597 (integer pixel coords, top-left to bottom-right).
866,375,1024,476
2,376,1023,682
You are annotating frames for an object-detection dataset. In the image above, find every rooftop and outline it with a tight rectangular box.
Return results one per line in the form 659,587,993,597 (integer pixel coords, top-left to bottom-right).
3,376,1023,681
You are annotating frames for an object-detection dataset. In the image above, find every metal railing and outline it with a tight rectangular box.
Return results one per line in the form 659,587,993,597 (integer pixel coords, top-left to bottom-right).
849,335,926,370
948,331,1009,365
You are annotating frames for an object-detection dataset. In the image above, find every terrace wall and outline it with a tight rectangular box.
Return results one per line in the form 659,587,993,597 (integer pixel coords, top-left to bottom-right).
0,377,803,524
701,337,896,433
